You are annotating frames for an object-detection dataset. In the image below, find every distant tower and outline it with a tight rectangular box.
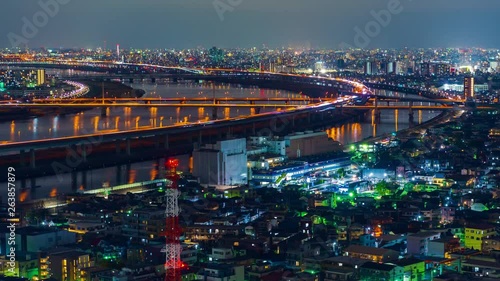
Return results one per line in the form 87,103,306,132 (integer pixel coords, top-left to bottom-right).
270,60,276,73
36,69,46,86
387,61,395,74
364,61,373,75
314,61,325,73
116,44,120,58
464,75,475,99
337,58,345,70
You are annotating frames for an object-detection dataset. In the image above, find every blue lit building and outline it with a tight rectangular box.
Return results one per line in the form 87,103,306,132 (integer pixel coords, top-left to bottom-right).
251,156,351,186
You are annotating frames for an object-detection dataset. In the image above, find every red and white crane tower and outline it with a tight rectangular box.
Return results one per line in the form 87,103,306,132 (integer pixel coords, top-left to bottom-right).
164,158,182,281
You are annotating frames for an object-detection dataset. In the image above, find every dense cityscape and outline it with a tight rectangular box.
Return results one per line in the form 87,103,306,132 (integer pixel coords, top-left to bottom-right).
1,1,500,281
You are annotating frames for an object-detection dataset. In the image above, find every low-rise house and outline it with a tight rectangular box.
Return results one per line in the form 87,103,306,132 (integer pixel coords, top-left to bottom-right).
407,232,441,256
428,237,461,258
461,256,500,278
482,236,500,253
246,260,283,281
464,224,497,251
359,262,404,281
344,245,399,263
197,263,244,281
394,258,426,281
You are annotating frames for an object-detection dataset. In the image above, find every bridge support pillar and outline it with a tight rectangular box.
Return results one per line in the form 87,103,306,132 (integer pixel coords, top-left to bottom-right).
116,165,123,185
30,177,36,189
29,149,36,169
115,140,121,154
408,102,414,120
373,109,381,123
249,101,256,115
125,138,131,155
80,145,87,163
211,107,218,120
81,170,87,189
155,136,161,149
126,163,131,183
158,160,166,179
151,77,156,83
71,170,78,191
409,117,415,128
164,134,169,149
20,149,26,167
374,97,381,122
101,107,109,117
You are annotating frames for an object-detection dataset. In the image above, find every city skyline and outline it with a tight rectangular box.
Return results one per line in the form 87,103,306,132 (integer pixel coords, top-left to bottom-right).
2,0,500,49
1,2,500,281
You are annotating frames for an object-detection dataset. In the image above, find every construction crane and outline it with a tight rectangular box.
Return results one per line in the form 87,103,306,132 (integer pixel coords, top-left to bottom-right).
164,158,182,281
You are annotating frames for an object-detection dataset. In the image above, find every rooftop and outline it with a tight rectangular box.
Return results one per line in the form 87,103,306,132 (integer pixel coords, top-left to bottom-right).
361,261,398,271
465,223,495,230
345,245,395,256
16,226,63,236
394,257,425,267
408,231,439,238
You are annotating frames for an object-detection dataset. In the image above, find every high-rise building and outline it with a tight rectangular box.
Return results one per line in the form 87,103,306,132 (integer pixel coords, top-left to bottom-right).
381,61,397,74
49,249,92,281
464,75,475,99
394,61,404,74
434,63,451,76
489,61,499,72
419,62,431,76
36,69,45,85
270,61,276,73
387,61,395,74
209,47,225,65
337,59,345,70
364,61,376,75
314,61,325,72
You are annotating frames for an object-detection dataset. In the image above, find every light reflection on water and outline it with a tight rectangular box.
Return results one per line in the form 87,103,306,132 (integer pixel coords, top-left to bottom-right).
0,82,296,143
0,75,441,202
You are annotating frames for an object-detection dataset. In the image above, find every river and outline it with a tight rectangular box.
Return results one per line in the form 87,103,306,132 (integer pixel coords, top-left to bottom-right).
0,70,440,202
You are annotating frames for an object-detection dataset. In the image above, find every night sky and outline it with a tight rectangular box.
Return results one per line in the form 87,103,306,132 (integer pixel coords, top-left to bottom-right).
2,0,500,49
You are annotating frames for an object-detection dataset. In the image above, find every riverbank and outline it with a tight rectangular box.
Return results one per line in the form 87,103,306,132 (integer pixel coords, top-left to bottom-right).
0,108,366,182
352,109,459,146
81,80,145,99
0,81,144,122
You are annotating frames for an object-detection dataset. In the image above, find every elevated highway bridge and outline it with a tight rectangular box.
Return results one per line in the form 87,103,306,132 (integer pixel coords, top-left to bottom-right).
0,60,455,100
2,60,495,182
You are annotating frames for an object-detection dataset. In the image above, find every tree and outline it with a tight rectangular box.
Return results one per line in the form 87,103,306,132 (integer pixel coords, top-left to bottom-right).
336,168,346,179
25,201,48,226
375,181,391,196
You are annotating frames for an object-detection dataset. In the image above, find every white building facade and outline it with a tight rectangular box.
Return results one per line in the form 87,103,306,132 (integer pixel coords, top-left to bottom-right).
193,138,247,186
